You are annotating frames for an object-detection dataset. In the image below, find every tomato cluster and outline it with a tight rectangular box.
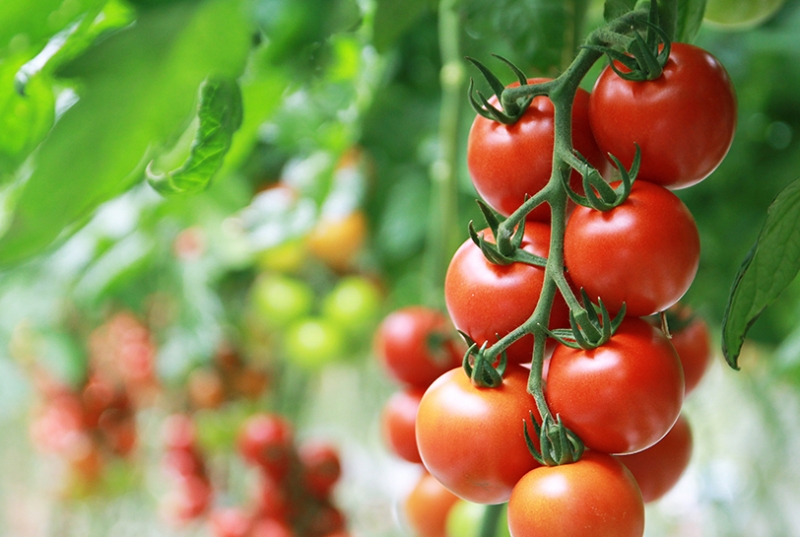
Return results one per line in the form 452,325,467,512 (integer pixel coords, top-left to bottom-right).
398,40,731,537
161,412,349,537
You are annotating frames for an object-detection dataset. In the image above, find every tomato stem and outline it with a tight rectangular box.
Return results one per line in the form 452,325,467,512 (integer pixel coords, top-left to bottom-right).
479,503,505,537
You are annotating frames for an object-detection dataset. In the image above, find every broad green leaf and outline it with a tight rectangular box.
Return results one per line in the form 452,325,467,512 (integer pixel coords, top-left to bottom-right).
147,78,244,195
459,0,592,72
605,0,638,22
0,0,251,268
0,55,54,176
673,0,707,42
722,177,800,369
373,0,436,52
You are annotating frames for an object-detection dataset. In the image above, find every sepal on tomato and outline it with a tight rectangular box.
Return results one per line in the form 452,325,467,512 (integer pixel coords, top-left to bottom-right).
524,412,585,466
467,201,548,267
459,331,508,388
465,56,536,124
546,290,627,350
563,145,640,211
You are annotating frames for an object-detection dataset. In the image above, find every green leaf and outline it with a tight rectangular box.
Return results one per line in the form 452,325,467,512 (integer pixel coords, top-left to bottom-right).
0,0,105,56
0,0,251,268
605,0,638,22
672,0,707,42
722,177,800,369
459,0,591,72
373,0,436,52
146,77,244,195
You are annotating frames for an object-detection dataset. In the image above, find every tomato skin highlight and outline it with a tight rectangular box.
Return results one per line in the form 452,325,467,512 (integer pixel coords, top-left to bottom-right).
445,222,570,364
545,317,685,455
468,79,607,222
589,42,737,189
507,451,645,537
616,414,693,503
564,180,700,317
415,365,540,505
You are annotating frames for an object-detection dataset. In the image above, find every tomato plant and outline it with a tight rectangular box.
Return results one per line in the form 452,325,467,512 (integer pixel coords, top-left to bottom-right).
283,317,346,370
507,451,644,537
250,274,315,329
545,317,684,455
564,180,701,317
237,414,294,482
616,414,693,503
415,364,540,504
467,78,607,221
445,222,570,364
374,306,463,388
321,275,382,336
589,42,737,189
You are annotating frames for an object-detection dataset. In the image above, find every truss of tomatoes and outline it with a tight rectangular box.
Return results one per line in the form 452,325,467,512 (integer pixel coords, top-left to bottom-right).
380,42,734,537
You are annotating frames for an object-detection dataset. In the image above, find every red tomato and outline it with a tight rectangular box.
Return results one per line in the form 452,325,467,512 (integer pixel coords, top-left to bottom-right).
210,507,253,537
238,414,294,481
468,78,607,221
405,471,460,537
564,180,700,317
616,414,693,503
507,451,644,537
445,222,570,364
299,440,342,498
589,42,737,189
669,313,713,395
415,365,540,504
381,387,425,464
545,317,684,455
374,306,463,388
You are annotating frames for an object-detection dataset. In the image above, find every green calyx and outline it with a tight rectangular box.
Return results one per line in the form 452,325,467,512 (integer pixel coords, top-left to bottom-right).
547,289,627,350
524,412,585,466
562,145,641,211
460,331,508,388
468,200,547,267
466,55,534,125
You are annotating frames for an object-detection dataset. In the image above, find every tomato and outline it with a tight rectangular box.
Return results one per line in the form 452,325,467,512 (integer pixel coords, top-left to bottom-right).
445,222,570,364
405,471,460,537
545,317,684,455
251,274,315,329
238,414,294,481
468,78,608,221
704,0,785,28
321,275,383,336
381,387,425,464
668,312,713,396
283,317,346,370
446,500,511,537
589,42,736,189
374,306,463,389
507,451,644,537
210,507,253,537
307,210,368,272
415,364,540,504
251,517,296,537
616,414,693,503
299,440,342,498
564,180,700,317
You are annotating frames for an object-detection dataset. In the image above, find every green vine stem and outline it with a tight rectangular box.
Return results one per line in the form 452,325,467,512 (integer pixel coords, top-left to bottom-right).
424,0,465,306
477,8,651,440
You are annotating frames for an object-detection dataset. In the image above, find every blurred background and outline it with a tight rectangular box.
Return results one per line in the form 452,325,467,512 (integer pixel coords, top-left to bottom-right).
1,0,800,535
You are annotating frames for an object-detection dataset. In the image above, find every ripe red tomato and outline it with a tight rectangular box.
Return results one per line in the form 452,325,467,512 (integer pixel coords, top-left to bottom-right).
299,440,342,498
415,364,540,504
507,451,644,537
210,507,253,537
468,78,608,221
445,222,570,364
564,180,700,317
381,387,425,464
405,471,460,537
238,414,294,481
589,42,737,189
374,306,463,388
545,317,684,455
669,312,713,395
616,414,693,503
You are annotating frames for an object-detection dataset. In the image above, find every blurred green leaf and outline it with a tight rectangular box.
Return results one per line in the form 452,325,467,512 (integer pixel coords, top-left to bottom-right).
0,57,54,176
373,0,436,52
147,78,244,195
0,0,251,268
459,0,591,72
722,177,800,369
673,0,707,42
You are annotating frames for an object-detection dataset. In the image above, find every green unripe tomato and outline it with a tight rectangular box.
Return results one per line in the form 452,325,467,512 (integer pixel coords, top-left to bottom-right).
251,274,314,329
321,276,382,336
704,0,785,28
446,500,511,537
283,317,346,370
